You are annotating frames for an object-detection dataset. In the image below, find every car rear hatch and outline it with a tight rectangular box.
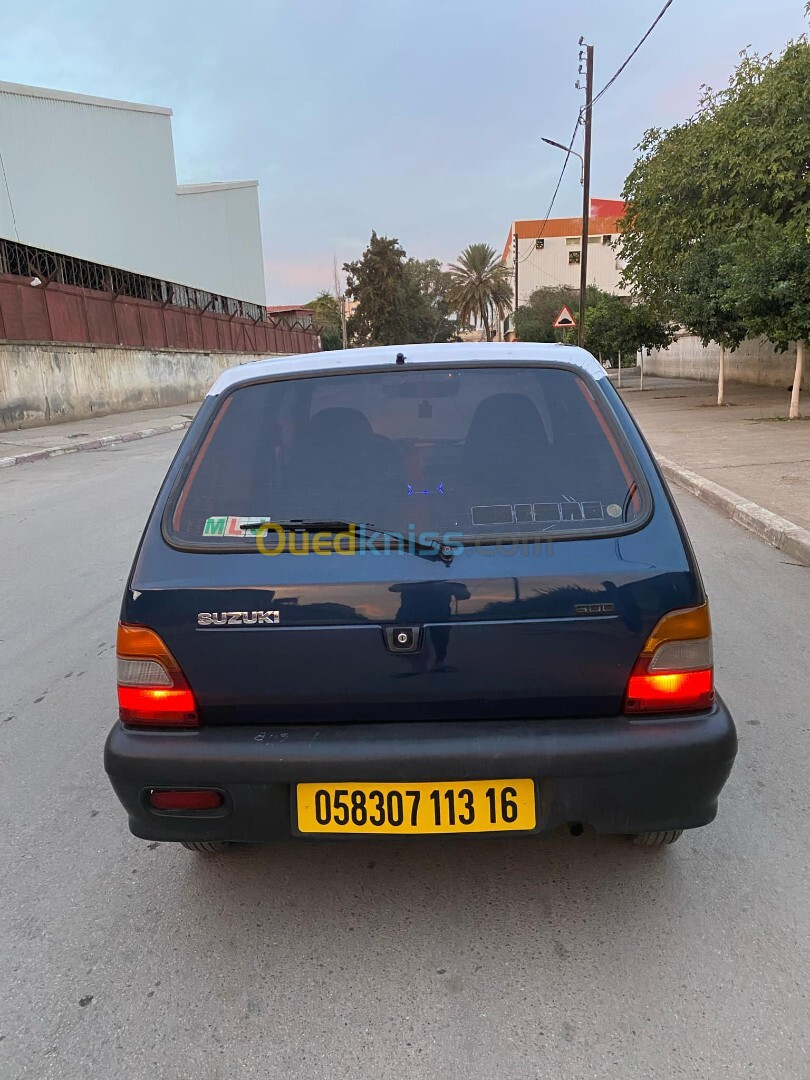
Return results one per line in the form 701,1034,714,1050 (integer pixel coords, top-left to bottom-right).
124,359,702,724
125,546,698,724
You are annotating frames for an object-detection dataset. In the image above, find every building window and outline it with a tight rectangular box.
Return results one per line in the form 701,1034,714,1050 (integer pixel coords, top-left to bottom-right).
565,236,579,246
568,250,581,265
602,233,613,244
535,238,544,249
588,235,601,244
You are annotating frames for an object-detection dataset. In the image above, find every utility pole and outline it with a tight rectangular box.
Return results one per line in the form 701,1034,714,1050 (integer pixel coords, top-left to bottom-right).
578,42,594,348
513,225,519,338
333,255,348,350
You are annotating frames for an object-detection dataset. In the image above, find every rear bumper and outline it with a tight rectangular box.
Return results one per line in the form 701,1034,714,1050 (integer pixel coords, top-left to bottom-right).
104,699,737,842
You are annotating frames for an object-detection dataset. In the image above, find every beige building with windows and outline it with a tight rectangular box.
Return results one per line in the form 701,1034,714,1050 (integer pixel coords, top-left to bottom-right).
501,209,627,310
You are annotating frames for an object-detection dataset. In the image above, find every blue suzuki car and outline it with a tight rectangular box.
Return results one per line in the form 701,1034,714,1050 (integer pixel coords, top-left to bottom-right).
105,343,736,851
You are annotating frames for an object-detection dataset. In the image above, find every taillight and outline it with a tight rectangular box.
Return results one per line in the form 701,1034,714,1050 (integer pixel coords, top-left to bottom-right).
116,623,198,727
624,603,714,714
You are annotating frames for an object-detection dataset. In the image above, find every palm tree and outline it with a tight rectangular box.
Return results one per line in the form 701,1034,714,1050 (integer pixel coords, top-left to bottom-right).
447,243,513,341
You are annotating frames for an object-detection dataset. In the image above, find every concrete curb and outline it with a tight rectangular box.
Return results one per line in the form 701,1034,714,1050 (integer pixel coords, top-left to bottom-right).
0,420,192,468
658,456,810,567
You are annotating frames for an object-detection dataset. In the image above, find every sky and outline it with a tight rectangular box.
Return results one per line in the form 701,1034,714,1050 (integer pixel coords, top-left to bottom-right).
0,0,807,304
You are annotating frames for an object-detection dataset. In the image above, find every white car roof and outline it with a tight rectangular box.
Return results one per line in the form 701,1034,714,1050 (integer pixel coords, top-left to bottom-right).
207,341,606,396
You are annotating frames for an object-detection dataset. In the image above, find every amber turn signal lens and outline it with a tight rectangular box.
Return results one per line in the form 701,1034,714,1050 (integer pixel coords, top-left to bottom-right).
638,603,712,657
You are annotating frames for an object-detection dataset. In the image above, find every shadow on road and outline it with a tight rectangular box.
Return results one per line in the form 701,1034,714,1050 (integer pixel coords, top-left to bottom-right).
172,830,689,946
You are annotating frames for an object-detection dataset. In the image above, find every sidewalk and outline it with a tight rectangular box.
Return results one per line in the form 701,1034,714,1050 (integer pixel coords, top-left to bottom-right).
615,370,810,532
0,402,201,467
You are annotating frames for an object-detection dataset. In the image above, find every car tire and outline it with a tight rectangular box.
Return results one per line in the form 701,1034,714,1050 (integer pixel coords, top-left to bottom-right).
180,840,236,853
633,829,683,847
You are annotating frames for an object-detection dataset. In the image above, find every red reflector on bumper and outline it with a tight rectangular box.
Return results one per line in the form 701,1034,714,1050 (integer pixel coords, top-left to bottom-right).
624,669,714,713
118,686,198,727
149,789,223,811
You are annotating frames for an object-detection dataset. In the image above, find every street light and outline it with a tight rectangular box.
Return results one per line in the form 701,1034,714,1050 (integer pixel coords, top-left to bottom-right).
541,137,585,186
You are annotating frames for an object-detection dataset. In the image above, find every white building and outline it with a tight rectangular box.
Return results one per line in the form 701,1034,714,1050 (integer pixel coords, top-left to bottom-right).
0,81,266,305
502,206,627,310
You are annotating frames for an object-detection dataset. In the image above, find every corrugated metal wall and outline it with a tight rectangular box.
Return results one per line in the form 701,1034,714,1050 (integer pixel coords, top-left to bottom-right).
0,82,267,305
0,274,319,355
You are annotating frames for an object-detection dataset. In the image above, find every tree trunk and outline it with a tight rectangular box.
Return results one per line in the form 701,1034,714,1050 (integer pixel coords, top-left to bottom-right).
482,309,491,342
639,349,644,391
617,350,622,388
789,340,804,420
717,345,725,406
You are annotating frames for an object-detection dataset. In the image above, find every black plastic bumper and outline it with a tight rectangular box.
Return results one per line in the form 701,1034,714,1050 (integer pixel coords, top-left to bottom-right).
104,699,737,842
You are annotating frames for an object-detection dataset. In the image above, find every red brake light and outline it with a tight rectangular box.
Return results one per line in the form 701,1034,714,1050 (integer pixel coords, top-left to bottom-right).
118,685,197,725
117,624,199,727
149,790,223,811
624,603,715,714
625,669,713,711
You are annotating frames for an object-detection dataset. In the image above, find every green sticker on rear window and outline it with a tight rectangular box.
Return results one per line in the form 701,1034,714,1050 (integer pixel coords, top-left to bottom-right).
203,516,228,536
203,516,270,537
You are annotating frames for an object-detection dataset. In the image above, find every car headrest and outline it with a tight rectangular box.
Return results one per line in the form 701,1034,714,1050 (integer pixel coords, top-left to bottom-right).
464,394,547,457
307,407,376,448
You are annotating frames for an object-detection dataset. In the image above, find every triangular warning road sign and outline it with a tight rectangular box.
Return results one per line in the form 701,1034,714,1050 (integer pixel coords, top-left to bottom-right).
553,305,577,329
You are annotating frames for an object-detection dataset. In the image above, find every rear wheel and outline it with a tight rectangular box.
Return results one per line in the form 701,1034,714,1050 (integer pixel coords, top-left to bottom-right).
180,840,236,853
633,829,683,847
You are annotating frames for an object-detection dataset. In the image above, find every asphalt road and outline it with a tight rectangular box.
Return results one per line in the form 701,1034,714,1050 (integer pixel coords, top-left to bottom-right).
1,435,808,1080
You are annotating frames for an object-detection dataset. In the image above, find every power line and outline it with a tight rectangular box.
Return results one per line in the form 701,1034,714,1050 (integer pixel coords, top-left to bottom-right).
589,0,676,110
516,112,581,270
532,114,582,244
515,112,582,269
514,254,571,288
515,4,676,309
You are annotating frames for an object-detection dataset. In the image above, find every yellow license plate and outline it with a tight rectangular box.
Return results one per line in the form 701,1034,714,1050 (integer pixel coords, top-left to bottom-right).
296,779,536,835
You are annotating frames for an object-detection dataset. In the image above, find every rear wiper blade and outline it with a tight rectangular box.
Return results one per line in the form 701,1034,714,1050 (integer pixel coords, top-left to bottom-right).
369,525,454,564
240,519,364,533
239,519,453,564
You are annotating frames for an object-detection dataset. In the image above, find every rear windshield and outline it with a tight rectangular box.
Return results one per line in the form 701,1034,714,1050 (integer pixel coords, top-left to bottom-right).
167,365,647,547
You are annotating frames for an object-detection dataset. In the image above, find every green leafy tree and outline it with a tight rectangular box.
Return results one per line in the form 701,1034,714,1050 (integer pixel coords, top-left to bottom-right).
586,295,677,381
619,36,810,413
723,216,810,392
705,41,810,416
447,243,512,341
305,290,343,351
344,232,412,346
403,258,457,343
343,236,457,346
620,116,747,402
514,285,608,344
674,246,749,403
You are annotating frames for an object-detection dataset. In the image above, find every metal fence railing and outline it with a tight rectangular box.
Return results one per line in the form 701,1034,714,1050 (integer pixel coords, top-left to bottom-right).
0,239,320,356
